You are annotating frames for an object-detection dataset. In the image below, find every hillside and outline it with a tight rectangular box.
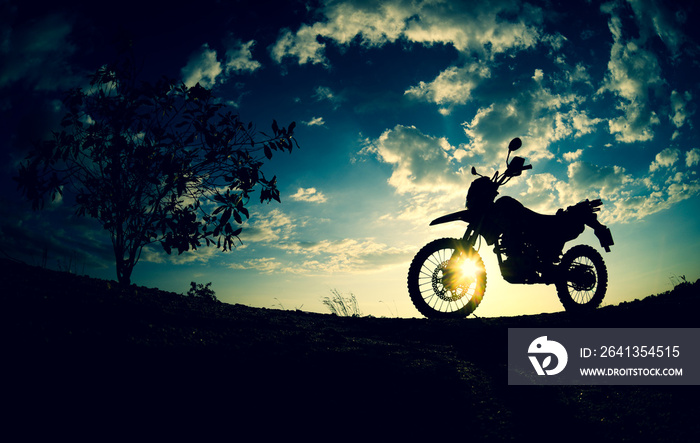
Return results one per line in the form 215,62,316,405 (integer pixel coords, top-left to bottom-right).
2,258,699,440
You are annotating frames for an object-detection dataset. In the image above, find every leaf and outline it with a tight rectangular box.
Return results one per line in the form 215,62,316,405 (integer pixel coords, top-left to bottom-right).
263,144,272,160
542,356,552,369
219,207,232,226
272,120,279,135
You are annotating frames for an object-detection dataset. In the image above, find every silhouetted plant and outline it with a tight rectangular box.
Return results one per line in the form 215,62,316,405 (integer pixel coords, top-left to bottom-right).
14,51,298,286
669,274,688,288
187,281,217,302
322,289,362,317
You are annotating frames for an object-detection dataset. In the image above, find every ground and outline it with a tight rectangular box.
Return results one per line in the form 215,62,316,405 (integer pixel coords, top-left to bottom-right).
2,258,698,440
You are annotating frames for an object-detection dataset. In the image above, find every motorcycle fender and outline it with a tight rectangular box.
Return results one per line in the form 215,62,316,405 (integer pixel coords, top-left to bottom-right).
430,210,471,226
594,225,614,252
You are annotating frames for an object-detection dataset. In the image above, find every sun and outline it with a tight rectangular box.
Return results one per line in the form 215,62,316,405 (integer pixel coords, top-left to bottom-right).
458,256,482,281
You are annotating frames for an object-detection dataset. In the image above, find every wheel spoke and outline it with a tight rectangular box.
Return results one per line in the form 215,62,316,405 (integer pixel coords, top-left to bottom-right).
408,239,487,317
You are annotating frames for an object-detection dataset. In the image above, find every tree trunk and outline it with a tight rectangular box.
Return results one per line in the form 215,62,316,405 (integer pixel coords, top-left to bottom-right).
115,257,133,287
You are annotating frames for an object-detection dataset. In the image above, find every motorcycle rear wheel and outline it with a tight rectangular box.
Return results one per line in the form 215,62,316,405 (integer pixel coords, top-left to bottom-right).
407,238,487,319
556,244,608,312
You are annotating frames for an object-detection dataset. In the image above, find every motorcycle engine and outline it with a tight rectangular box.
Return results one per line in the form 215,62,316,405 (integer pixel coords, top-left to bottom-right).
499,235,539,283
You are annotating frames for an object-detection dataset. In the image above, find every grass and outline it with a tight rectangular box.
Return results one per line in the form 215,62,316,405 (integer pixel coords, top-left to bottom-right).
321,289,362,317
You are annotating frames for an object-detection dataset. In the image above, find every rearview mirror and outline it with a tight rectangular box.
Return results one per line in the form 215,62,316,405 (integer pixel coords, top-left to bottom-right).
471,166,478,176
508,137,522,152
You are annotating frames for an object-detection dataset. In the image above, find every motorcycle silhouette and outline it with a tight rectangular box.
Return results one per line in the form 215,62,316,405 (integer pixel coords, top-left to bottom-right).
407,138,614,318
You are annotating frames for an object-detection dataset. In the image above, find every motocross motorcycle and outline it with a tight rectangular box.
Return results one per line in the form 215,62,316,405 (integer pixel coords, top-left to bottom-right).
407,138,614,318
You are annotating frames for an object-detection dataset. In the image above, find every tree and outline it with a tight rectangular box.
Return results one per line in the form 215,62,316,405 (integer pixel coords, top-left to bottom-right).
14,55,298,286
187,282,217,303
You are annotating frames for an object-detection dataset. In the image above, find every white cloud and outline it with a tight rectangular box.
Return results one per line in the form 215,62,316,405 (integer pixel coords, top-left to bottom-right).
182,40,261,88
461,81,598,167
290,187,327,203
536,155,700,224
270,26,328,66
649,147,680,172
181,43,223,88
312,85,344,109
519,172,558,213
608,175,700,223
225,39,262,74
270,0,545,67
402,0,542,55
303,116,326,126
597,9,664,142
686,148,700,168
404,62,491,111
239,208,295,244
362,125,466,194
670,90,692,129
229,212,413,275
565,63,593,87
141,242,221,265
532,69,544,82
562,149,584,162
275,238,413,275
555,161,631,208
228,257,283,273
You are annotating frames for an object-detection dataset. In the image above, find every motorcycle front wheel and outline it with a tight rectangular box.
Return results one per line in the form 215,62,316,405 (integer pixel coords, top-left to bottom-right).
407,238,487,319
556,244,608,313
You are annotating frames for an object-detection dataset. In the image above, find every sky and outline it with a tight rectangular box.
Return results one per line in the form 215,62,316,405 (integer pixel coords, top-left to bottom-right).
1,0,699,318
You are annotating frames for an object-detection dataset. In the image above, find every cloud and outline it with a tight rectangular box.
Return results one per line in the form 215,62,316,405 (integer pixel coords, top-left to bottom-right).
225,39,262,74
649,147,680,172
539,153,700,224
378,192,461,228
0,12,81,92
361,125,466,194
276,238,413,275
562,149,583,162
303,116,326,127
270,0,544,67
228,257,283,273
404,61,491,112
181,43,223,88
290,187,327,203
626,0,686,58
561,161,631,203
229,237,413,275
239,208,295,244
461,78,600,166
313,86,344,109
670,90,692,129
141,243,221,265
686,148,700,168
609,174,700,223
519,172,558,213
182,39,261,88
270,26,328,66
227,209,413,275
596,5,666,142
